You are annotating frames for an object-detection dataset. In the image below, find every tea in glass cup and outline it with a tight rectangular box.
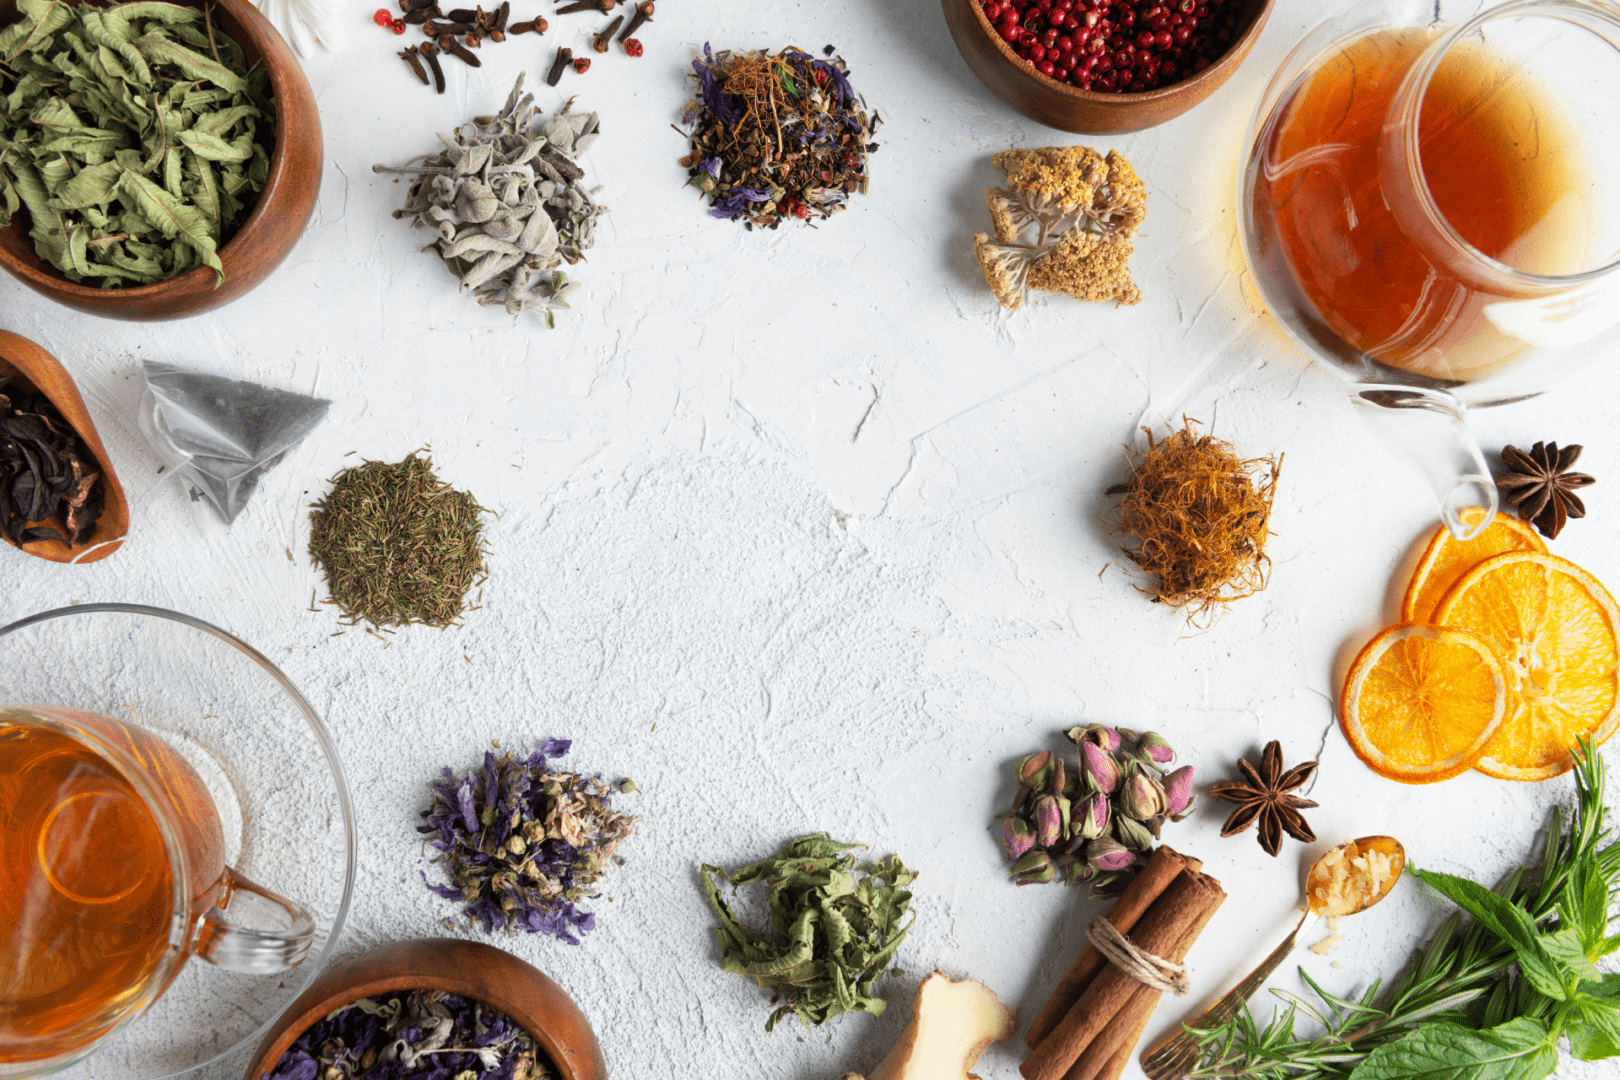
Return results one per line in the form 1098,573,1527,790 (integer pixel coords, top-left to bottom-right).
0,706,312,1073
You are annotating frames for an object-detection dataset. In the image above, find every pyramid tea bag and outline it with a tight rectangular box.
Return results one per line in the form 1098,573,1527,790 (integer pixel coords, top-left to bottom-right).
139,363,330,525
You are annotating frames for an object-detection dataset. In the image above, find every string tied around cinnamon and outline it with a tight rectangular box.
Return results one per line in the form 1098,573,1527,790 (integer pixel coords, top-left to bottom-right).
1085,916,1191,997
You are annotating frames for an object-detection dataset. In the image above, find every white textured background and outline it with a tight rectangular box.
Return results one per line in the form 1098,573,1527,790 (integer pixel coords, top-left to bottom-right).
3,0,1617,1078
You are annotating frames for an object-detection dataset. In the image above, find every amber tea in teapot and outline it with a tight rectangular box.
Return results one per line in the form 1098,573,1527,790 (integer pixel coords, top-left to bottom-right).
1248,27,1589,385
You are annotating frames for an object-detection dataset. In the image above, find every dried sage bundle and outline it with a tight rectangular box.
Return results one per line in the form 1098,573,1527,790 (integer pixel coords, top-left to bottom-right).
0,0,275,287
374,73,602,325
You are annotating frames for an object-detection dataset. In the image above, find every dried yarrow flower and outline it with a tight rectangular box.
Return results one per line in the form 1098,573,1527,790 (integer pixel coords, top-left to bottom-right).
419,740,638,943
373,74,602,325
265,988,555,1080
973,145,1146,310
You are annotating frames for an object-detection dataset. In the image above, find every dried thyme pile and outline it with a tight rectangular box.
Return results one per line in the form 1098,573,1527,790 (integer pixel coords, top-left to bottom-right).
419,741,638,944
373,74,600,324
0,0,274,286
265,988,554,1080
307,451,486,630
679,45,878,229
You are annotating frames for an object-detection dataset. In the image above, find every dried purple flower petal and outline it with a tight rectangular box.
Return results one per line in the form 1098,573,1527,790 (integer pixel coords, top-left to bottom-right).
418,743,637,943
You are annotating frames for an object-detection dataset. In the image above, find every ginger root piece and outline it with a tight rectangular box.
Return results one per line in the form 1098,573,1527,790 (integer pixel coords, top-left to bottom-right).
842,972,1015,1080
973,145,1147,311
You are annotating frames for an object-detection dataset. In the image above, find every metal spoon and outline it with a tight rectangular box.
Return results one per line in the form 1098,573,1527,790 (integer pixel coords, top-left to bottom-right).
1139,835,1407,1080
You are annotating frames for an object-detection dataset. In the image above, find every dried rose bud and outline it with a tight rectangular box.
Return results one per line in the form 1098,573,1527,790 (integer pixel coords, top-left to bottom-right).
1048,756,1067,797
1118,772,1167,821
1078,792,1110,839
1081,740,1121,795
1068,724,1121,752
1032,795,1062,849
1002,817,1035,860
1016,750,1053,792
1061,860,1093,887
1113,814,1154,852
1163,764,1196,818
1135,731,1175,767
1116,726,1143,743
1009,849,1054,885
1090,868,1135,894
1087,836,1135,871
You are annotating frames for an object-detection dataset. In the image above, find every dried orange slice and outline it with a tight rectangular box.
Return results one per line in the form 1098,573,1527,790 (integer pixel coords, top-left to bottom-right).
1401,508,1546,624
1340,624,1508,784
1434,552,1620,781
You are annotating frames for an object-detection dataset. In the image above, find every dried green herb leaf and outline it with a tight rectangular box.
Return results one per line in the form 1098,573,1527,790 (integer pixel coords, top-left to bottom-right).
117,168,222,282
701,832,915,1032
131,32,243,94
0,0,75,63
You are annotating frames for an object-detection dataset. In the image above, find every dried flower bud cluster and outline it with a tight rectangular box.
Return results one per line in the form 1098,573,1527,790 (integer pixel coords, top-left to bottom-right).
973,145,1146,311
265,988,555,1080
419,739,638,944
373,75,602,325
998,725,1193,894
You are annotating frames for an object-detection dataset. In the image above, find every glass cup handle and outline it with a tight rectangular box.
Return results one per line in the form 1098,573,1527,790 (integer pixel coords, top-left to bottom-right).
194,867,316,974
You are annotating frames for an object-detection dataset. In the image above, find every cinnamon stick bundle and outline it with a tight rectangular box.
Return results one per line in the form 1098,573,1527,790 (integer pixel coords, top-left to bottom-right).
1020,858,1225,1080
1026,846,1200,1048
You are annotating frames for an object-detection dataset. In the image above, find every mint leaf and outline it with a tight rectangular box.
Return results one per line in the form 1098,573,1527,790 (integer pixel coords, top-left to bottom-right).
1537,927,1600,982
1567,996,1620,1061
1350,1019,1555,1080
1412,867,1569,1001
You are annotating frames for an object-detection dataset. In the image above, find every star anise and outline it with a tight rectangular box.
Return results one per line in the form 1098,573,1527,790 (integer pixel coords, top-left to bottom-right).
1207,741,1318,857
1496,441,1595,540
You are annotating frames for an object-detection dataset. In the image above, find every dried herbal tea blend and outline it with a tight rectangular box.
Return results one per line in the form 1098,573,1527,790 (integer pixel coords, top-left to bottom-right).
999,725,1194,893
679,45,878,229
373,74,600,325
265,988,554,1080
1105,420,1280,622
419,741,638,944
974,145,1146,310
701,833,915,1032
0,376,104,549
308,451,487,629
0,0,275,287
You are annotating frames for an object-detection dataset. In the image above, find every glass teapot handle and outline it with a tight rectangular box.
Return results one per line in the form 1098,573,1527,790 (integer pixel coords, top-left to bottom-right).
193,867,316,974
1354,386,1497,540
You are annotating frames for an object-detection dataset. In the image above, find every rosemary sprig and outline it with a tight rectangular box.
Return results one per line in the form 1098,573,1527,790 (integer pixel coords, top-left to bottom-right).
1188,739,1618,1080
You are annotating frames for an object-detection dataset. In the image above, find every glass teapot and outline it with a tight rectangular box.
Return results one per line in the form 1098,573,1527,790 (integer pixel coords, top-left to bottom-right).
1241,0,1620,538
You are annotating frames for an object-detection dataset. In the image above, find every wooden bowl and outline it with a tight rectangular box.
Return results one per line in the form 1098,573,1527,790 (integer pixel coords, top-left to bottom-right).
243,940,608,1080
0,329,128,564
941,0,1275,134
0,0,322,321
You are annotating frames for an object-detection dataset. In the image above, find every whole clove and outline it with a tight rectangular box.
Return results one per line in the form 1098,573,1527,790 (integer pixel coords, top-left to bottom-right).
554,0,612,13
440,35,482,64
494,1,509,31
399,44,429,84
424,18,477,35
464,32,481,47
402,8,433,24
591,14,621,51
547,45,572,85
445,6,478,19
618,0,650,40
399,0,435,11
509,16,545,32
419,40,447,92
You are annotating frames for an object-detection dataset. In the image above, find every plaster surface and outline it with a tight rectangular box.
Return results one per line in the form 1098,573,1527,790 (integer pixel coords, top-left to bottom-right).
2,1,1617,1078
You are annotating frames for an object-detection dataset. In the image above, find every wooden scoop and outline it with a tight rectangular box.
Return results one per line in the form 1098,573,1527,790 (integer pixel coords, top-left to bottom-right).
0,329,128,563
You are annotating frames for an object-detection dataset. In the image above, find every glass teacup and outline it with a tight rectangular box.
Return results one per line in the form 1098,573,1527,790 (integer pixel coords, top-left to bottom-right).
1241,0,1620,537
0,706,315,1075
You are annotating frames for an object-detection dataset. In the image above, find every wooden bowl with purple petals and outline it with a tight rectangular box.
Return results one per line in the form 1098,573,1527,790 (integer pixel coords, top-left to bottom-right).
245,940,607,1080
